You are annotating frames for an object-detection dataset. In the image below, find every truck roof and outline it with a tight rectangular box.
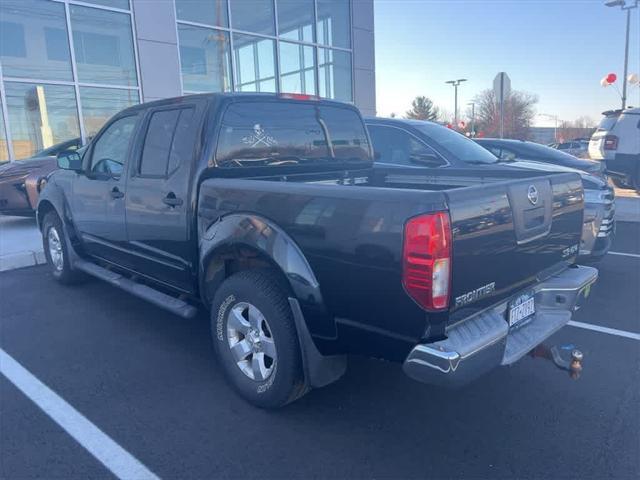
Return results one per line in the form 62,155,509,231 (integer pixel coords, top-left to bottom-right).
120,92,358,116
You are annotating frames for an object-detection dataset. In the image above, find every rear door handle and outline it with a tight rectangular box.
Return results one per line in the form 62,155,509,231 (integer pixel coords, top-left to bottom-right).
110,187,124,199
162,192,183,207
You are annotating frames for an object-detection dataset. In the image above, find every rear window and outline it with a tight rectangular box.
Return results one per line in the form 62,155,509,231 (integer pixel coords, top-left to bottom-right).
596,115,618,132
215,101,371,168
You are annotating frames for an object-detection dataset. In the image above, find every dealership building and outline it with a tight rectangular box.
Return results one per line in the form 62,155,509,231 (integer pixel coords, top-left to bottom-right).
0,0,375,162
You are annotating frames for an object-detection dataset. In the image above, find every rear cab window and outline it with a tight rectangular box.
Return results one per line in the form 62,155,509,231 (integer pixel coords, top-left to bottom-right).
215,101,372,168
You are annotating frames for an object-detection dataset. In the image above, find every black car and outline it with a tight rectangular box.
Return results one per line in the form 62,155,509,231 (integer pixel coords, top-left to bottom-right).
365,118,615,261
474,138,605,177
38,94,596,407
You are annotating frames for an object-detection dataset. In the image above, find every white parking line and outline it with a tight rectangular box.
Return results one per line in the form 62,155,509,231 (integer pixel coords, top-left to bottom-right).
567,321,640,341
0,348,159,480
608,251,640,259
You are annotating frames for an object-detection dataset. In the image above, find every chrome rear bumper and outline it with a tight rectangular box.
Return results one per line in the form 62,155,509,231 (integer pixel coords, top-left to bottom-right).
403,265,598,387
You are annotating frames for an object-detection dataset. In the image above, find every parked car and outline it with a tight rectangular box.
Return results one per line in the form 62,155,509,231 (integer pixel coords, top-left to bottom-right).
551,139,590,158
0,137,81,216
38,94,597,408
474,138,605,177
589,107,640,191
366,118,614,261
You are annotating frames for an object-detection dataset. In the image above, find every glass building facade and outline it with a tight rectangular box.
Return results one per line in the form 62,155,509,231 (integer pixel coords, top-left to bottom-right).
0,0,375,162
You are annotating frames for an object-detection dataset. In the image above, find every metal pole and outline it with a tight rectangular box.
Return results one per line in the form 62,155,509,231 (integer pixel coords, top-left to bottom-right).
454,84,458,126
622,7,631,109
471,103,475,135
499,73,504,138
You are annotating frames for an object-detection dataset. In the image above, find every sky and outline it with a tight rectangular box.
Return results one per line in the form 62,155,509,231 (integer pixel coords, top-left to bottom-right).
373,0,640,126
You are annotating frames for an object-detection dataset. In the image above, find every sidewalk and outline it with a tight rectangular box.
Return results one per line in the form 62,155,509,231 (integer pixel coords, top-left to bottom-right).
0,216,46,272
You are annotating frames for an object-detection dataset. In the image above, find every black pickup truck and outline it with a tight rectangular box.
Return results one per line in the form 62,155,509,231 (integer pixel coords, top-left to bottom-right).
38,94,597,408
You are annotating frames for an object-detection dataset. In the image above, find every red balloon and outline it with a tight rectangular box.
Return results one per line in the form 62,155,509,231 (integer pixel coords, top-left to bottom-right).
606,73,617,84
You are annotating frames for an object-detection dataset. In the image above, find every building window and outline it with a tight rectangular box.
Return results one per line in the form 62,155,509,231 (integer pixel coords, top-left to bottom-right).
318,48,352,102
279,42,315,95
278,0,314,43
317,0,351,49
4,82,80,159
79,87,139,138
82,0,130,10
175,0,228,28
70,5,138,87
233,34,276,93
178,25,231,93
174,0,354,103
229,0,275,36
0,0,73,81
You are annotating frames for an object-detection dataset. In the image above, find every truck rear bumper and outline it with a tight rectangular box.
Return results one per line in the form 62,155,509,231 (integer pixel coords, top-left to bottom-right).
403,265,598,387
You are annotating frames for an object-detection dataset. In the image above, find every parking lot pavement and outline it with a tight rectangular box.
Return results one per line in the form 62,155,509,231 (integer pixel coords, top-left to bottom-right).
1,225,638,480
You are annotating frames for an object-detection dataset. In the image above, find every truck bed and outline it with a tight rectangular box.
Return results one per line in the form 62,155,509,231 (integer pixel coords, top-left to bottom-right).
198,165,584,359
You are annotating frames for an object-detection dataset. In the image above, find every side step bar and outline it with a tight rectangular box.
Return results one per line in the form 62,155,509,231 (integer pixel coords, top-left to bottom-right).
74,260,198,319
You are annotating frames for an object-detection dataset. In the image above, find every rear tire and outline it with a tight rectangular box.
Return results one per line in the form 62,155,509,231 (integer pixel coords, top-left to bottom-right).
210,270,307,408
41,212,83,284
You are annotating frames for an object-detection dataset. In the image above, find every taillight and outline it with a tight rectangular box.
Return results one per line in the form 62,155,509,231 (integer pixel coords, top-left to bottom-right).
603,135,618,150
402,212,452,310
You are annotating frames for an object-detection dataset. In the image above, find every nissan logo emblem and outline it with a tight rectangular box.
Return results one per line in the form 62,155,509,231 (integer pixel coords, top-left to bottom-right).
527,185,539,205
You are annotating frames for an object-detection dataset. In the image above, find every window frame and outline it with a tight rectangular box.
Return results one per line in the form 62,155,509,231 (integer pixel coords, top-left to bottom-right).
135,105,196,180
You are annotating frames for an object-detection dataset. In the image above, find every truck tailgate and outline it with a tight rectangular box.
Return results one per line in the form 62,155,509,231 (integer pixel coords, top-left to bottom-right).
445,173,584,313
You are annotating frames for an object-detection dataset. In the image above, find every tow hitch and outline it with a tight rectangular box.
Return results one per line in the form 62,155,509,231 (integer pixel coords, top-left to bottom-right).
529,344,584,379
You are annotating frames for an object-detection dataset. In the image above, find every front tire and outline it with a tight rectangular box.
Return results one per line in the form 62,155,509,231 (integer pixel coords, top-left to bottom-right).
41,212,82,284
210,270,307,408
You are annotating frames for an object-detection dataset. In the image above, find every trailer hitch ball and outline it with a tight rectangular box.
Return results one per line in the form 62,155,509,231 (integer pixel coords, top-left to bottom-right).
569,349,583,379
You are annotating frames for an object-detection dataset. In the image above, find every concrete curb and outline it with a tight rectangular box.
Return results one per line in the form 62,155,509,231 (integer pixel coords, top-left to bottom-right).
0,250,47,272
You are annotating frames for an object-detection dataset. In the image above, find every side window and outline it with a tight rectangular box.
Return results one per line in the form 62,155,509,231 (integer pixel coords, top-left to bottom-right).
368,125,444,167
90,115,138,175
139,108,196,177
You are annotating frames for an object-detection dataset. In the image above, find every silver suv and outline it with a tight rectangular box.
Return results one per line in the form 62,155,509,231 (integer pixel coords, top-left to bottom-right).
589,107,640,191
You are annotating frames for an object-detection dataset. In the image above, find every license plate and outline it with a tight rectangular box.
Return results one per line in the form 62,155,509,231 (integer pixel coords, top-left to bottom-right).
508,293,535,327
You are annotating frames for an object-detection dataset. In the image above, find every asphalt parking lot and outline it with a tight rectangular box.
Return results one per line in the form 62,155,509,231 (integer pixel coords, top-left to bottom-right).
1,222,639,480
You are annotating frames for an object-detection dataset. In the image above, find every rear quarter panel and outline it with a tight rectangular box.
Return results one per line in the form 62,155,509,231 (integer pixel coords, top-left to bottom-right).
198,177,448,360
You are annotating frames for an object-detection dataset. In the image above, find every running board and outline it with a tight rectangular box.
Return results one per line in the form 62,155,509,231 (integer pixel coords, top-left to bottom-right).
74,260,198,319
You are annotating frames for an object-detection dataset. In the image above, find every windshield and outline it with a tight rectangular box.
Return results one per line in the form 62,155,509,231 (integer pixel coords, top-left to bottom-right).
506,141,582,162
413,123,498,164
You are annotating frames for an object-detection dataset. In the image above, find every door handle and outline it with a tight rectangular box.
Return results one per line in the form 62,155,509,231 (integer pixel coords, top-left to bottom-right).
162,192,183,207
110,187,124,199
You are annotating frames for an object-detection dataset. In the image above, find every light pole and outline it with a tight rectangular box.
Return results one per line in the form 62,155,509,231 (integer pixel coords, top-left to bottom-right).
445,78,467,126
605,0,639,109
467,102,476,136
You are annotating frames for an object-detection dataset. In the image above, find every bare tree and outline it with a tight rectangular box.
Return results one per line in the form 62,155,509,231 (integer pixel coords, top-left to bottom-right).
557,116,596,142
473,89,538,139
405,96,440,121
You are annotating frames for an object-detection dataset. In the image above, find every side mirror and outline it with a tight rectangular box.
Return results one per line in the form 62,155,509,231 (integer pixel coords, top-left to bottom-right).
57,150,82,171
373,151,382,161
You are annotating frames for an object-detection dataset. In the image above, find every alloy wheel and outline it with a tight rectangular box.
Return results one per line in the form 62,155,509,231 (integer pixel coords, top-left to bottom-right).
226,302,277,381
